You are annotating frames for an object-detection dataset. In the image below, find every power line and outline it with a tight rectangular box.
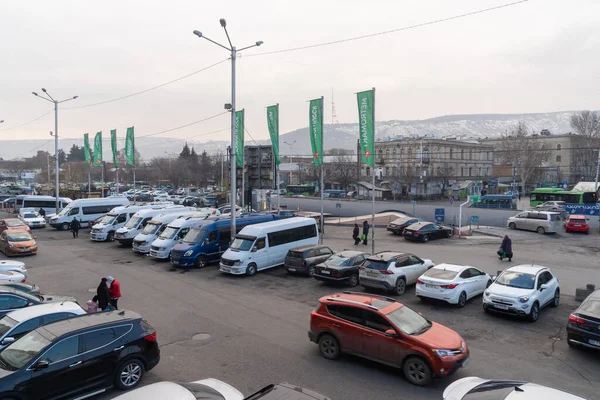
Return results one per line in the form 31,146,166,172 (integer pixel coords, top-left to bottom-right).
63,58,229,110
247,0,529,58
11,140,52,158
138,112,229,138
0,110,53,132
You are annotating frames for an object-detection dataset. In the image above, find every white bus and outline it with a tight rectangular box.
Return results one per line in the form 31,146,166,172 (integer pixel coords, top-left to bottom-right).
48,197,130,230
15,196,72,215
89,203,173,242
219,217,319,276
132,210,199,254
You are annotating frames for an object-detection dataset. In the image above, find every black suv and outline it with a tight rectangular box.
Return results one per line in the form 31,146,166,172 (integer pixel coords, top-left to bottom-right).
0,310,159,399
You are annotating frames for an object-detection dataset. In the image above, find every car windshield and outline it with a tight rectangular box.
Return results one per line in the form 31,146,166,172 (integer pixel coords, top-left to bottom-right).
6,220,24,227
424,268,459,280
159,226,179,240
0,330,51,370
124,216,142,228
23,214,38,219
385,305,431,335
580,299,600,316
183,228,207,244
56,207,71,217
8,232,32,242
230,237,255,251
495,271,535,290
142,222,161,235
325,255,350,266
99,215,116,225
0,316,17,337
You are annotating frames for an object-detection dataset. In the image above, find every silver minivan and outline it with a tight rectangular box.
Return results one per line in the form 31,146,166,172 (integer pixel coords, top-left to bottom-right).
507,211,562,234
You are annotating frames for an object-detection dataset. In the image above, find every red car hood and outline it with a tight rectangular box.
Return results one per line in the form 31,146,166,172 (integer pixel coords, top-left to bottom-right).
414,321,464,350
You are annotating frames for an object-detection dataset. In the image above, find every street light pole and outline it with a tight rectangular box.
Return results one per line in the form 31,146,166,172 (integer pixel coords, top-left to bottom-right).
193,20,263,241
32,89,77,213
284,140,296,185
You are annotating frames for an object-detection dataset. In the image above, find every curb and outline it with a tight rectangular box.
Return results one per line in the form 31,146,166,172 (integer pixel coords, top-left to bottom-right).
471,229,504,238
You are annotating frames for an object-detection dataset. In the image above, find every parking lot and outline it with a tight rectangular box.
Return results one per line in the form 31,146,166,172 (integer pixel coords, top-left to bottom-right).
7,214,600,400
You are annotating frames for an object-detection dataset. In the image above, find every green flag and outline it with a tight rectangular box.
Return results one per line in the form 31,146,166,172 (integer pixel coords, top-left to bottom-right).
235,110,244,168
356,89,375,167
125,126,135,166
84,133,92,166
111,129,118,168
93,132,103,166
309,97,323,166
267,104,280,166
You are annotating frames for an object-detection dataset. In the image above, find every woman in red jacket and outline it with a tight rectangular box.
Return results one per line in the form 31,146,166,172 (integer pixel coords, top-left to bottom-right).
107,276,121,309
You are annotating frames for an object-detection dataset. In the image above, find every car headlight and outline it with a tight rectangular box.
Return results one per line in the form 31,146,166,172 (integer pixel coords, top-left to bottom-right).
19,266,25,270
139,241,147,246
484,290,490,297
8,244,14,248
434,349,453,357
184,250,193,257
518,296,529,303
234,260,243,266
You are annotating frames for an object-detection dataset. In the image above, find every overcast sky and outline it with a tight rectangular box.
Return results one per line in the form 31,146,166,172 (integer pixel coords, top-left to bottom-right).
1,0,599,149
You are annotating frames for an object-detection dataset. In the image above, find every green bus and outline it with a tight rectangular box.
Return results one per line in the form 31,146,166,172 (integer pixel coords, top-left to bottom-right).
530,188,597,207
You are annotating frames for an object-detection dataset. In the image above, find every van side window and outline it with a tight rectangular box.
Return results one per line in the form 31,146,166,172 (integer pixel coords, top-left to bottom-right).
69,208,79,216
256,238,266,250
178,228,190,238
206,230,218,243
217,229,229,246
141,218,151,227
116,214,127,223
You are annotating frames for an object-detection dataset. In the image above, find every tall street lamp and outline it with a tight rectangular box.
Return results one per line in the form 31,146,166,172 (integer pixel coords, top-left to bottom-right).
32,89,78,213
284,140,296,185
192,18,263,241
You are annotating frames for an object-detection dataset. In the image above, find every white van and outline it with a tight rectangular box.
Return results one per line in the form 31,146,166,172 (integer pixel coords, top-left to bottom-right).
220,217,319,276
89,204,172,242
149,209,219,259
48,197,130,230
114,206,187,246
16,195,72,215
132,210,199,254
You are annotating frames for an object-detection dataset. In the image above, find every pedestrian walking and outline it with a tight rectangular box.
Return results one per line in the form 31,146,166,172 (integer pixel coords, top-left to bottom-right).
38,207,46,218
518,193,521,201
497,234,513,262
362,220,370,245
352,223,360,245
96,278,111,311
86,295,99,313
107,276,121,309
71,217,80,238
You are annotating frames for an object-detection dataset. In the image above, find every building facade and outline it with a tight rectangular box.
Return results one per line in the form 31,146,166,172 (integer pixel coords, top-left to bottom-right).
236,145,275,191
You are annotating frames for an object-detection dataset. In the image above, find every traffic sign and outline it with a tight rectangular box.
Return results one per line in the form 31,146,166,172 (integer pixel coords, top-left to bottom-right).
411,200,416,205
434,208,445,223
470,215,479,225
335,203,342,209
470,196,480,203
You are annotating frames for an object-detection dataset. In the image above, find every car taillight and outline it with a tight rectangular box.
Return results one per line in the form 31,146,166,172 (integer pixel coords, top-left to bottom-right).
568,314,586,324
359,266,365,270
144,332,157,342
414,231,420,235
441,283,459,289
383,270,394,275
416,279,424,285
21,279,26,283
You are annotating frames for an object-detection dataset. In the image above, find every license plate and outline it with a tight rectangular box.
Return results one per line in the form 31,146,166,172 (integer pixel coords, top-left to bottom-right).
574,224,581,227
425,284,438,288
366,270,379,277
221,266,231,272
320,270,330,275
494,304,509,310
288,268,296,272
589,339,600,347
170,260,178,264
20,249,29,253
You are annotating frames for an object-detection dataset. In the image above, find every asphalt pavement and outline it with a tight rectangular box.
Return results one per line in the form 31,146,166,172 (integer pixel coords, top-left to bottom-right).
5,218,600,400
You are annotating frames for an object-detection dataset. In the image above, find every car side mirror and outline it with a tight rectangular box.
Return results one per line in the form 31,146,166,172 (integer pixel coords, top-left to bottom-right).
491,275,497,281
251,246,257,252
420,260,424,264
32,359,50,371
540,283,549,291
1,337,15,345
385,329,398,337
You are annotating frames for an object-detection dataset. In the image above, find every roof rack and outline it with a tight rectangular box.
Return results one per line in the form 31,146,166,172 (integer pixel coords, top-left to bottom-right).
326,297,378,310
342,291,397,303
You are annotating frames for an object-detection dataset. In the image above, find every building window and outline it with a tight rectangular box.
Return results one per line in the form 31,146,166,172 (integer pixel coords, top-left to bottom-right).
461,149,464,160
486,167,490,176
392,147,396,155
556,155,561,163
469,150,473,160
392,166,397,176
366,167,370,177
487,152,491,160
437,151,441,159
556,144,561,151
449,148,453,159
469,167,472,177
385,167,390,176
461,167,464,177
479,166,482,176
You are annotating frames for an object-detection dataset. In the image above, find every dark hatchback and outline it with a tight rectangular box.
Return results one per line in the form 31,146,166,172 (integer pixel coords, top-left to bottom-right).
387,216,423,235
0,310,159,400
284,245,334,276
567,289,600,350
313,251,370,287
403,222,453,243
0,286,76,317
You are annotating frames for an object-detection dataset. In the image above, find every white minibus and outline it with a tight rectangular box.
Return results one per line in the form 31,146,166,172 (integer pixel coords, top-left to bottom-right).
48,197,130,230
132,210,199,254
89,204,173,242
15,195,72,215
219,217,318,276
114,206,190,246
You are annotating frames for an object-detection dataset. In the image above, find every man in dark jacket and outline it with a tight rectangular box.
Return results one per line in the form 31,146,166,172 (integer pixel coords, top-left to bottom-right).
38,208,46,218
71,217,80,238
96,278,110,311
362,220,370,245
353,223,360,245
499,234,513,261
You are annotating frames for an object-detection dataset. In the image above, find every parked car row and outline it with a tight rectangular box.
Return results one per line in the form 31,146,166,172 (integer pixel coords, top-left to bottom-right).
387,215,453,243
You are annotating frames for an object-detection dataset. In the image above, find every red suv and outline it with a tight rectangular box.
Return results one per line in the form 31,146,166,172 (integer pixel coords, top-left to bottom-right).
308,292,469,386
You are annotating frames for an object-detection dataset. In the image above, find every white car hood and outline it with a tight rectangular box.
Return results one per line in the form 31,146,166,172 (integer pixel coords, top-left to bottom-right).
92,223,108,230
443,377,489,400
0,260,26,268
488,282,533,298
152,238,171,246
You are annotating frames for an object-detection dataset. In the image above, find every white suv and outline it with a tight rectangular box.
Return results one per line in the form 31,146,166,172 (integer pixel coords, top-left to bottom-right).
483,265,560,322
359,251,434,295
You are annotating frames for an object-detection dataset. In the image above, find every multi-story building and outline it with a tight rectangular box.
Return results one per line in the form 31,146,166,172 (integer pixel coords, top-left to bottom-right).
236,145,275,191
369,137,494,196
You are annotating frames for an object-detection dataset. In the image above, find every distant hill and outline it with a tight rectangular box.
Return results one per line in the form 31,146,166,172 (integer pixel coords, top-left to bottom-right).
3,111,582,160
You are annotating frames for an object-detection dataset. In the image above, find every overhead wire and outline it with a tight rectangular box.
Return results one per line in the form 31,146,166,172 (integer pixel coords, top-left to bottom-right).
0,110,53,132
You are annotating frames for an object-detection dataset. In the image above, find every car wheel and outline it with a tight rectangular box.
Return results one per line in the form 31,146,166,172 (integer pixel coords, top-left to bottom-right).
536,226,545,234
348,273,359,287
107,231,115,242
528,302,540,322
61,222,70,231
394,278,406,295
194,255,207,268
446,230,452,238
458,291,467,308
550,289,560,308
403,357,433,386
246,263,257,276
114,358,145,390
422,235,429,243
318,334,340,360
509,222,516,229
308,265,316,276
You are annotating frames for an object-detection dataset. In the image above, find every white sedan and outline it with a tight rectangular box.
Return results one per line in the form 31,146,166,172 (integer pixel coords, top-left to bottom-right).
0,270,27,284
0,260,28,278
19,212,46,228
416,263,491,307
443,377,586,400
111,378,243,400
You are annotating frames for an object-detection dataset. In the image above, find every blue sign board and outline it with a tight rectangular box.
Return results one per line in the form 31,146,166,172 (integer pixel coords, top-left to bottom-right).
335,203,342,209
566,204,600,215
411,200,416,205
434,208,445,223
470,216,479,225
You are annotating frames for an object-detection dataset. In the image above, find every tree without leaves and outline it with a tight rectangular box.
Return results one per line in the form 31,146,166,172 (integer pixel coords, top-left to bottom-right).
328,154,357,192
570,111,600,138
